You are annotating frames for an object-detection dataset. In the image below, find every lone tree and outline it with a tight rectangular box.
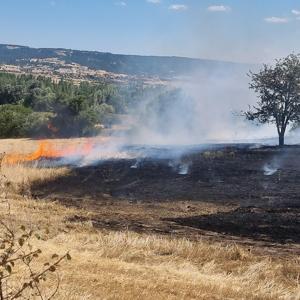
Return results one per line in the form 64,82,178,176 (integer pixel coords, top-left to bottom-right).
245,54,300,146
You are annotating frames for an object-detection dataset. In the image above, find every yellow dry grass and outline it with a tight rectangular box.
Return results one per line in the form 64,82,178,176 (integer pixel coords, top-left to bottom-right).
0,139,299,300
0,137,101,154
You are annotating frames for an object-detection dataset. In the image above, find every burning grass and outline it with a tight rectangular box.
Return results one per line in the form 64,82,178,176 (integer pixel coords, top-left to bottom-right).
0,138,299,299
1,138,97,165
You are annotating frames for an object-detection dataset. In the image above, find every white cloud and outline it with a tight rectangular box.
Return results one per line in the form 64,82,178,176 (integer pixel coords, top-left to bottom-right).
207,5,231,12
147,0,161,4
115,1,127,6
264,17,289,23
292,9,300,16
168,4,188,11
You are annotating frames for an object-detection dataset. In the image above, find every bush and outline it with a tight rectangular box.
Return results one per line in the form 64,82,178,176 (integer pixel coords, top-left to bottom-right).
0,164,72,299
0,105,33,138
0,222,71,300
25,111,54,137
0,105,53,138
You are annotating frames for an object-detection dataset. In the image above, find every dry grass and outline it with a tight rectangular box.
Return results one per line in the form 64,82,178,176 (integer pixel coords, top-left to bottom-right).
2,163,68,186
0,137,99,154
0,139,299,299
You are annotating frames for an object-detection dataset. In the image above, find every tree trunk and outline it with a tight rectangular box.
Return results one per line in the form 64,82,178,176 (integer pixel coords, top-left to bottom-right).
279,133,285,147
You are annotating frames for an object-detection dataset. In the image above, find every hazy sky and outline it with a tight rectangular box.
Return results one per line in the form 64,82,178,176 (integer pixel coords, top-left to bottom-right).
1,0,300,63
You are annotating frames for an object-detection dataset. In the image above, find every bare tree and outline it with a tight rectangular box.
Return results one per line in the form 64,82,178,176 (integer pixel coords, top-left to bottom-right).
0,221,71,300
0,155,71,299
245,54,300,146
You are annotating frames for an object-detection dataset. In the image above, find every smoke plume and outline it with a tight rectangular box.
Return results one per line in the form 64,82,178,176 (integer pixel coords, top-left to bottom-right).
125,66,276,146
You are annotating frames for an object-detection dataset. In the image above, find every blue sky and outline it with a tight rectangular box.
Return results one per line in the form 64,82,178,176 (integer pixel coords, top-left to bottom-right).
0,0,300,63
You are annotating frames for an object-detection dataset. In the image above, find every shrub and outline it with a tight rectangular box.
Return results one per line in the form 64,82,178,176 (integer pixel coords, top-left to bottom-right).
0,105,53,138
0,105,32,138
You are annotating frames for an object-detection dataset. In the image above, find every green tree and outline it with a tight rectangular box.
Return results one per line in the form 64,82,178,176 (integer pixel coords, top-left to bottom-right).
245,54,300,146
0,71,156,138
0,105,32,137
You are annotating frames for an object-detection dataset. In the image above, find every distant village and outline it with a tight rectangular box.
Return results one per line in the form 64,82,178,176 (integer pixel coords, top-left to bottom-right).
0,57,166,86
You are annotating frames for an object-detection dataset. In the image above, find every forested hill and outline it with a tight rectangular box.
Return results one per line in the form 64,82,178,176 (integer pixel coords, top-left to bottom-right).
0,44,247,78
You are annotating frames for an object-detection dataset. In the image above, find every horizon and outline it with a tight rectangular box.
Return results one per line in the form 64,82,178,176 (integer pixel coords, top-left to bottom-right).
1,0,300,64
0,42,251,64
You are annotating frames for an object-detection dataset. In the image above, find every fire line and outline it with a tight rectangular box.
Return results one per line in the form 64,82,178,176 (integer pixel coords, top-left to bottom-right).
3,140,95,165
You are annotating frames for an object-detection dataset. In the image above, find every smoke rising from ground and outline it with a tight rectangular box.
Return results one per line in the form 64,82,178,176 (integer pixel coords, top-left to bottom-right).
67,65,300,167
8,64,300,169
125,66,277,146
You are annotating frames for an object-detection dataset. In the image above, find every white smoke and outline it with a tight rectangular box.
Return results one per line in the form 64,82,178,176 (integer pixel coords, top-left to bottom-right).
124,66,277,146
263,164,278,176
34,64,300,168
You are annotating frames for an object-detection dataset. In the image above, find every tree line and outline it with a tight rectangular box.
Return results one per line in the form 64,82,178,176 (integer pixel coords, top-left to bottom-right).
1,53,299,145
0,73,146,137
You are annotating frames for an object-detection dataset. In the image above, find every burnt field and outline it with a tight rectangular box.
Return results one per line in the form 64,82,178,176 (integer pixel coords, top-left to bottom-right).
30,144,300,253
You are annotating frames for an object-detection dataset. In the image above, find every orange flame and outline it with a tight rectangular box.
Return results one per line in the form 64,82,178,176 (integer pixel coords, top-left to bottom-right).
3,140,95,165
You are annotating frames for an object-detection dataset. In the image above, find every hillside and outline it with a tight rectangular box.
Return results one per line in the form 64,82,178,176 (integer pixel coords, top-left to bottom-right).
0,44,247,79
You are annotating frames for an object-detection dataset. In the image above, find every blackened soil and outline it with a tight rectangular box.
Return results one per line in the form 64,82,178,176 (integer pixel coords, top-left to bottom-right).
166,207,300,244
31,145,300,250
32,145,300,207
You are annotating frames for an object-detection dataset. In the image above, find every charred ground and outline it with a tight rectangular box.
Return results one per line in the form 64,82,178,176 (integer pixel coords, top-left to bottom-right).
31,144,300,253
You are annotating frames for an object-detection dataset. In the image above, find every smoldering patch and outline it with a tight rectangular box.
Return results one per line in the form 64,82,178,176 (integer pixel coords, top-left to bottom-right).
263,164,278,176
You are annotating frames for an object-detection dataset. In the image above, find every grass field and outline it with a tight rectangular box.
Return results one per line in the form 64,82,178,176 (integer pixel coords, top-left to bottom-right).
0,138,299,299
